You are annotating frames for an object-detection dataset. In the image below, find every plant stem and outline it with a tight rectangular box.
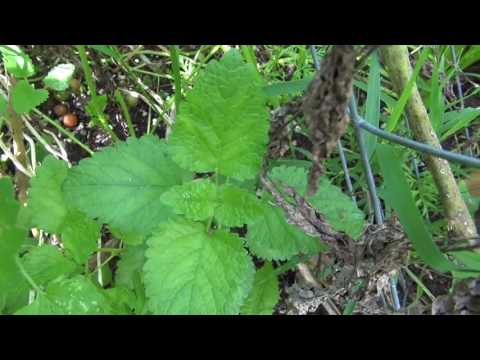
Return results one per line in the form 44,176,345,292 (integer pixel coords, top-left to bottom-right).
381,45,478,242
76,45,119,142
114,89,136,138
169,45,182,115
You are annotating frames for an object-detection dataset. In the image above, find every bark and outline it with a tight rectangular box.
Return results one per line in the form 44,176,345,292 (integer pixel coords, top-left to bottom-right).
381,45,477,241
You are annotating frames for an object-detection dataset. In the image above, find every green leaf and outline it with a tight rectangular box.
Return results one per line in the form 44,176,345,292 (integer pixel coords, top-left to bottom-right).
460,45,480,70
161,179,263,227
21,245,78,286
85,95,108,117
168,49,269,181
0,178,28,301
439,108,480,141
0,45,35,78
16,275,112,315
269,165,365,239
215,184,263,227
386,47,431,132
63,135,191,241
116,244,147,289
376,144,465,273
246,199,324,260
27,156,101,264
61,209,101,264
160,178,217,222
11,80,48,114
364,52,381,159
28,156,69,234
451,251,480,279
43,63,75,91
144,218,255,314
240,262,279,315
88,45,122,62
262,77,312,98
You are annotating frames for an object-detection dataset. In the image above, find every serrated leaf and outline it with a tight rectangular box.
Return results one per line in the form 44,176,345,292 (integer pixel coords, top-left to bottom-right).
16,275,111,315
168,49,269,181
0,178,28,299
160,178,217,221
246,199,324,260
21,245,78,286
28,156,69,233
116,244,146,289
215,184,263,227
27,156,101,264
161,179,263,227
269,165,365,239
0,45,35,78
11,80,48,114
43,63,75,91
61,209,101,264
240,262,279,315
63,135,191,240
144,218,255,314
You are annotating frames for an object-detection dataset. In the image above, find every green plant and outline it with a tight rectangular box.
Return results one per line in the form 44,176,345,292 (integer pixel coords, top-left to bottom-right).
0,49,367,315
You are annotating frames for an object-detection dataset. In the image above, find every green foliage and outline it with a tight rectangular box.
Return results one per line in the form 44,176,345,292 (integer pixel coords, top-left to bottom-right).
240,262,279,315
246,199,324,260
21,245,78,286
144,218,255,314
27,156,100,264
0,178,28,303
376,144,468,273
43,63,75,91
364,52,381,158
62,135,191,243
161,178,263,227
0,94,7,115
269,165,365,239
16,275,112,315
115,244,146,290
168,49,269,181
11,80,48,114
0,45,35,78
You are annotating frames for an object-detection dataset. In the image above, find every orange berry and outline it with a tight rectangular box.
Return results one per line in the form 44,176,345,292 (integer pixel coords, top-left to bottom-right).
63,113,79,128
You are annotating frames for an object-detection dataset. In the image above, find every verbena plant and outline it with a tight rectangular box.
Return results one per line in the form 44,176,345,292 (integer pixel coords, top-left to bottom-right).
1,49,365,315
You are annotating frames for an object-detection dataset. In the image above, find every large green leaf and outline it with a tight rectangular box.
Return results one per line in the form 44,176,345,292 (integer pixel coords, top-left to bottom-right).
160,178,263,227
27,156,101,264
0,45,35,78
63,135,191,240
0,178,28,302
28,156,69,234
269,165,365,239
21,245,78,286
168,49,269,181
11,80,48,114
376,144,468,273
115,244,147,289
15,275,112,315
144,218,255,314
240,262,279,315
246,199,324,260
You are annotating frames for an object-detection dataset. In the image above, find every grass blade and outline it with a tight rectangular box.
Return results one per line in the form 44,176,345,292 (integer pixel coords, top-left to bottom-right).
386,47,431,132
364,52,381,159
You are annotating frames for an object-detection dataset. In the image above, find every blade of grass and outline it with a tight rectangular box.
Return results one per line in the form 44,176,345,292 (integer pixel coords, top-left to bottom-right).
364,51,381,159
376,143,476,273
428,52,445,133
114,89,136,139
386,46,431,132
